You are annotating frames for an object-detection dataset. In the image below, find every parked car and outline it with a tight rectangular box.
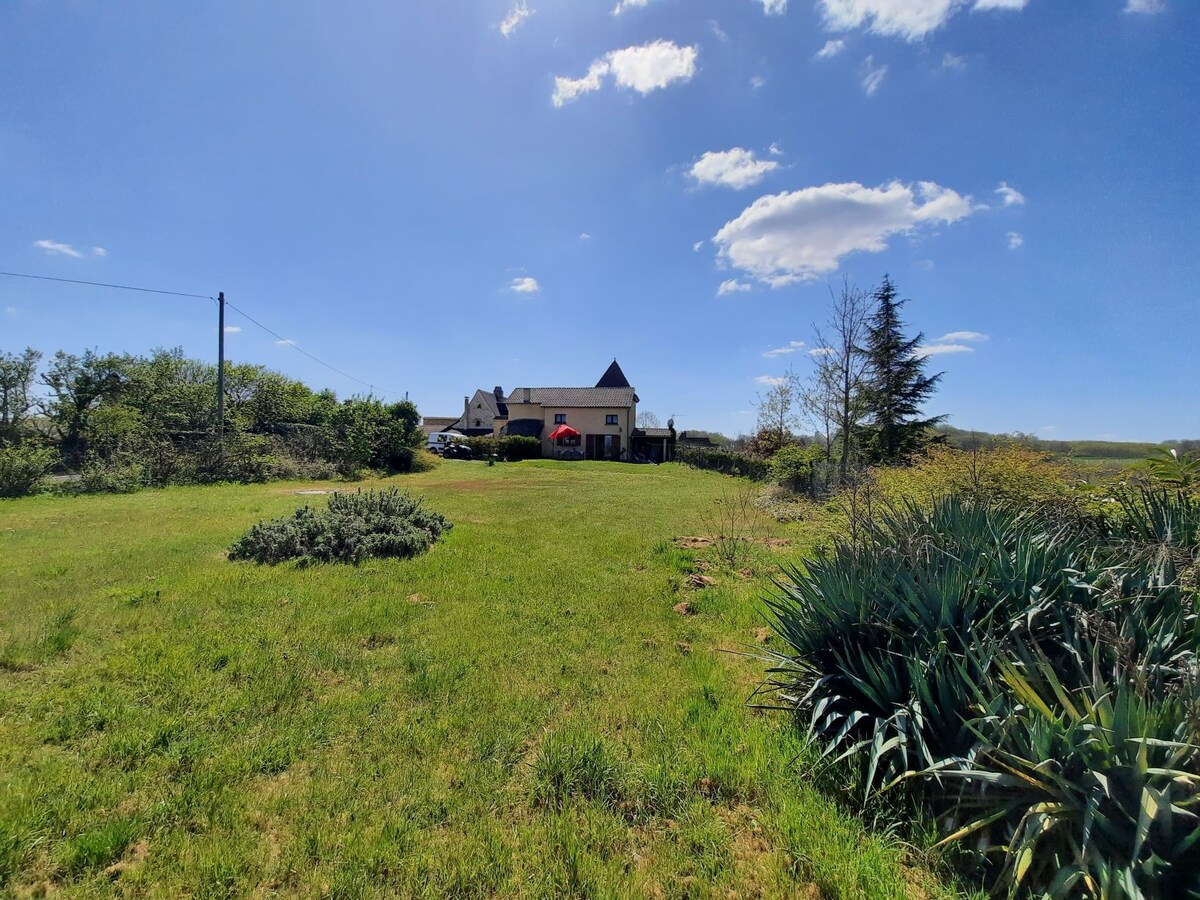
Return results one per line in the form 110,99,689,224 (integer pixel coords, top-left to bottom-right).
427,431,469,455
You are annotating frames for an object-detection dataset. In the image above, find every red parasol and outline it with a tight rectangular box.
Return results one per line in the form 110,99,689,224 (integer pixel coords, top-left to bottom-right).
547,424,581,440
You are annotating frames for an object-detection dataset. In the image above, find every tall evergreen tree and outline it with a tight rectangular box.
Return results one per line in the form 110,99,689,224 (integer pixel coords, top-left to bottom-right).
861,276,944,464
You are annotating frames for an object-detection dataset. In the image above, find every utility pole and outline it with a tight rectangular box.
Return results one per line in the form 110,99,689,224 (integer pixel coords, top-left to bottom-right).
217,291,226,443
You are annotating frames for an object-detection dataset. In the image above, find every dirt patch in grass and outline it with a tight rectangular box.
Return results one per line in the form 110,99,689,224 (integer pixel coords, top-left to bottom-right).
674,536,791,550
101,839,149,881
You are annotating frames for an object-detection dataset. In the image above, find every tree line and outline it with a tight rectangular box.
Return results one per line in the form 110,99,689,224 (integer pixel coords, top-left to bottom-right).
0,346,425,495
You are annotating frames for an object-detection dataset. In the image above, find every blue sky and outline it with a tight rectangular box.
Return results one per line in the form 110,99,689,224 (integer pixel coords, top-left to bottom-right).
1,0,1196,441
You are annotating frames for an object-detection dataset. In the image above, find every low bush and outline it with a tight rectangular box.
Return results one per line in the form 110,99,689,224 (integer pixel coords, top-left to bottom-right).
0,444,58,498
501,435,541,460
769,444,823,494
676,446,770,481
228,488,451,565
70,455,147,494
759,490,1200,897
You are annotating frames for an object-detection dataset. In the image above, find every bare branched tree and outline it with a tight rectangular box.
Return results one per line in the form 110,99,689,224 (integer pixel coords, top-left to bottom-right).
755,369,802,452
637,410,662,429
807,278,872,485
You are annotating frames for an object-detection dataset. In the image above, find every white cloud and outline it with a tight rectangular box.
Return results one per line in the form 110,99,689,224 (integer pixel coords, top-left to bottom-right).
34,239,83,258
995,181,1025,206
913,258,935,271
750,75,766,90
713,180,976,286
224,325,242,334
717,279,752,296
934,330,988,342
554,41,697,106
608,41,698,93
510,276,541,293
91,246,107,257
1124,0,1166,12
693,240,705,252
613,0,650,13
276,338,298,346
809,347,835,357
689,148,780,190
709,20,729,41
820,0,1028,41
915,342,974,357
815,39,846,59
760,0,788,14
500,1,533,37
4,306,16,316
755,375,786,385
553,60,611,107
763,340,806,358
579,232,591,240
861,55,888,95
768,142,784,156
1007,231,1024,249
942,52,966,70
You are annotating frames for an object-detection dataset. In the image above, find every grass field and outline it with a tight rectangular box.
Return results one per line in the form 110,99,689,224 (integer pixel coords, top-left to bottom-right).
1,461,967,899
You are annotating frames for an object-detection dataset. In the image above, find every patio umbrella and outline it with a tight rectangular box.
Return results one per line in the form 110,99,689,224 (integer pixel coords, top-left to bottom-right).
547,424,581,441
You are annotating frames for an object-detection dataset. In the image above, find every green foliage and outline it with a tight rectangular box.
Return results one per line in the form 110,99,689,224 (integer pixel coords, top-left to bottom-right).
770,444,823,493
676,446,771,481
1142,446,1200,492
329,398,425,477
501,435,541,460
860,276,944,464
228,488,451,565
531,729,627,811
0,443,58,498
0,347,42,443
760,491,1200,897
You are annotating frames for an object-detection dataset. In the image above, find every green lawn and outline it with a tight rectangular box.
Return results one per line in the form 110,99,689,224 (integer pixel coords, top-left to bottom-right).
1,461,964,899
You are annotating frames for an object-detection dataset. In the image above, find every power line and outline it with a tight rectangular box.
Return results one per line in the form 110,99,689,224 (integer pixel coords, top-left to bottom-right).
0,270,213,300
0,269,404,400
222,298,403,398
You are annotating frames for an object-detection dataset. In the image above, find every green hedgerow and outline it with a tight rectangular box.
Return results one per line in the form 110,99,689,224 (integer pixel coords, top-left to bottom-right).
228,488,451,565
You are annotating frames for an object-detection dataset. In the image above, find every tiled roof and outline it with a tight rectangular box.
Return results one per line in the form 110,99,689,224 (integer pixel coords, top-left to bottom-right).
505,386,638,408
639,427,674,439
421,416,461,435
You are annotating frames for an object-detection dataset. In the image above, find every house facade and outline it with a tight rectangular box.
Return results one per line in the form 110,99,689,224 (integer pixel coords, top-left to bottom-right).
422,360,675,461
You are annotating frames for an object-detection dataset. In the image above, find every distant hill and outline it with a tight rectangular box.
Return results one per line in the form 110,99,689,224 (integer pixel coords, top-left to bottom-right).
934,426,1197,462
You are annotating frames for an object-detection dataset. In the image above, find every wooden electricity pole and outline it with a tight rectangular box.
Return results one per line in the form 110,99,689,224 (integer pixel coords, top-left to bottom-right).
217,291,226,443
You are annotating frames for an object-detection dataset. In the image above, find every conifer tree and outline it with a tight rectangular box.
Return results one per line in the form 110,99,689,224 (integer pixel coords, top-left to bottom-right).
861,276,944,464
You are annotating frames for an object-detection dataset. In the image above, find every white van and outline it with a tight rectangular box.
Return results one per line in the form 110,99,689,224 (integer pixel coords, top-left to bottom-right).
427,431,469,454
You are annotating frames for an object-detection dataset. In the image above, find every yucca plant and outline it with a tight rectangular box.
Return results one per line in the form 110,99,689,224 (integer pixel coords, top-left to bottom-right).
929,649,1200,898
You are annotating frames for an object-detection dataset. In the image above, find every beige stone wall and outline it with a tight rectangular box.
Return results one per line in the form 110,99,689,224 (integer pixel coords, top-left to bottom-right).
504,402,636,458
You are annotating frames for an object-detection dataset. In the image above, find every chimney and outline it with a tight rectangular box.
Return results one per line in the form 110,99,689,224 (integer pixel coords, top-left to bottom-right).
463,395,469,421
494,386,504,400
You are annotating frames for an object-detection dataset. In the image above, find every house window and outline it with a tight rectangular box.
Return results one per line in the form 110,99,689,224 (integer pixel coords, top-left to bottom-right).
474,419,481,427
606,414,619,426
554,414,567,424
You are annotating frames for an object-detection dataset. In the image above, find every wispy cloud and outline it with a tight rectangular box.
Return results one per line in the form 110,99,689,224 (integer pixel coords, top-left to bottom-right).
612,0,650,13
861,55,888,95
1007,231,1024,249
91,246,107,257
809,347,835,357
760,0,788,14
934,331,988,343
4,306,16,317
510,276,541,293
689,148,780,189
750,75,766,90
500,1,534,37
1124,0,1166,12
941,52,966,70
693,240,705,253
763,340,806,358
755,375,786,385
717,279,752,296
34,239,83,258
275,338,297,346
713,180,976,286
915,342,974,357
709,20,729,41
815,39,845,59
820,0,1030,42
996,181,1026,206
579,232,591,240
553,40,698,107
224,325,242,334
